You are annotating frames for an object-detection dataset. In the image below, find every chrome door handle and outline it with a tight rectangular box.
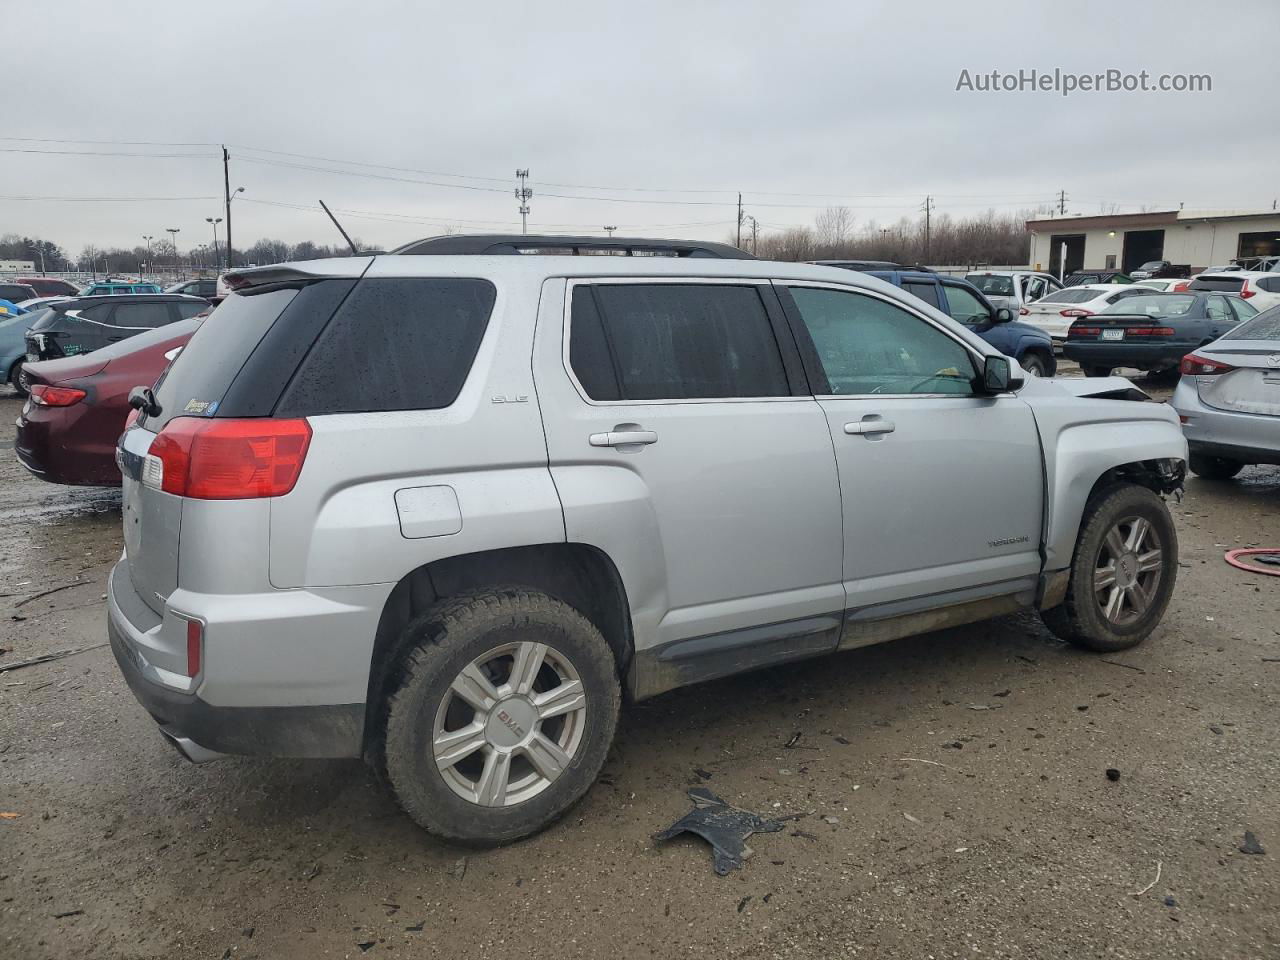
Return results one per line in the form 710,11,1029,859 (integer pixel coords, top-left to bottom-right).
589,430,658,447
844,419,895,436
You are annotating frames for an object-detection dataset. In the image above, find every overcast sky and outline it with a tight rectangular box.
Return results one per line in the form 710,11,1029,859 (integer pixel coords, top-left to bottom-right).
5,0,1278,257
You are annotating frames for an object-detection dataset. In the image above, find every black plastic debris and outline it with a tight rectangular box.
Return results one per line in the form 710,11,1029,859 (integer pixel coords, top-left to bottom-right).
653,787,785,875
1106,768,1121,781
1240,831,1266,855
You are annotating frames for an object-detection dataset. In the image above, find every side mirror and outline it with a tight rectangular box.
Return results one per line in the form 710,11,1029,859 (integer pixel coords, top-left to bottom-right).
128,385,161,417
979,355,1022,394
993,307,1014,323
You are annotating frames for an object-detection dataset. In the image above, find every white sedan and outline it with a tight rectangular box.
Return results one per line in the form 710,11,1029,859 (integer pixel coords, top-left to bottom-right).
1019,284,1157,341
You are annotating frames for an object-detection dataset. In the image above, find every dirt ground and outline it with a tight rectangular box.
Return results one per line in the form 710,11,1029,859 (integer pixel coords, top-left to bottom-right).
1,373,1277,960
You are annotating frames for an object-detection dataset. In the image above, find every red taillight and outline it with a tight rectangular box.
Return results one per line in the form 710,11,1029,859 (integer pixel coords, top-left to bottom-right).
1069,326,1101,337
1239,283,1256,299
1180,353,1235,376
29,383,87,407
148,417,312,499
1172,281,1191,292
1126,327,1176,336
1060,308,1094,317
184,617,203,679
1018,307,1029,316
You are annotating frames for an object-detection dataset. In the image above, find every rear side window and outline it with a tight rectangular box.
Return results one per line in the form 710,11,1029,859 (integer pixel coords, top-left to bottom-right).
569,283,789,401
1257,276,1280,293
902,280,941,307
277,278,495,415
112,303,173,328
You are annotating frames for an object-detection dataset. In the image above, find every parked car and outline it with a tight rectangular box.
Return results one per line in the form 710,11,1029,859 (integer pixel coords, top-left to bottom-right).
1187,272,1280,312
1129,260,1190,281
24,294,208,366
0,282,38,304
165,278,219,299
1171,307,1280,480
17,276,80,297
866,270,1056,376
78,281,164,296
1020,284,1156,341
1133,278,1191,292
0,306,33,393
1063,270,1131,287
1063,292,1255,377
107,246,1186,844
964,270,1063,312
16,319,200,486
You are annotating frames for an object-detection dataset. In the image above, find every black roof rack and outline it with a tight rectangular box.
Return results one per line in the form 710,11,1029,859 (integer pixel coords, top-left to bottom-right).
390,234,754,259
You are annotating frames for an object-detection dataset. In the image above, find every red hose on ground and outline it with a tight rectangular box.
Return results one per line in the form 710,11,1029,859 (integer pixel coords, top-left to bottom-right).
1224,548,1280,577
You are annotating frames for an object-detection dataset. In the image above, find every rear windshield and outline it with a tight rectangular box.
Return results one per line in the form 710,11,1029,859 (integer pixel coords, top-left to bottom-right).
1039,288,1101,304
966,274,1014,295
1189,276,1245,293
143,287,300,429
25,307,61,331
1099,294,1194,317
1222,306,1280,341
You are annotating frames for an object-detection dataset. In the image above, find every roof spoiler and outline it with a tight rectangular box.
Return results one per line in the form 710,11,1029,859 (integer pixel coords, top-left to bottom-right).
220,257,374,292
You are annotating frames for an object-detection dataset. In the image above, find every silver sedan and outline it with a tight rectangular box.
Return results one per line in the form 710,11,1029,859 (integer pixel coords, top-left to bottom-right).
1172,306,1280,479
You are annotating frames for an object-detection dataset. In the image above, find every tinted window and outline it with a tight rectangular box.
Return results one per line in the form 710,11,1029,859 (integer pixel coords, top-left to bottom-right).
175,301,208,319
278,277,495,415
568,288,620,401
112,303,173,328
1099,294,1193,317
0,284,35,301
788,287,975,396
145,287,300,429
1257,276,1280,293
941,285,991,324
91,317,199,362
577,284,789,401
1189,276,1246,293
902,280,940,307
1223,306,1280,340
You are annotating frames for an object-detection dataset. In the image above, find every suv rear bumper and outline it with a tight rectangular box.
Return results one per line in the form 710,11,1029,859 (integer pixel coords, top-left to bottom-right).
107,560,373,759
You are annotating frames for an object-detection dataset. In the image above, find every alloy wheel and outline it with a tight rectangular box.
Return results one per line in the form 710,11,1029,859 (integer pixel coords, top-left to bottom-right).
432,641,587,807
1093,515,1164,626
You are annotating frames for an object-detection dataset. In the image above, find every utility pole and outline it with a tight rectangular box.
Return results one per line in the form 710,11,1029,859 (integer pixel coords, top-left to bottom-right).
142,235,153,278
742,214,759,255
922,196,934,264
603,225,617,237
736,192,743,248
223,146,233,269
515,169,532,234
1057,189,1067,215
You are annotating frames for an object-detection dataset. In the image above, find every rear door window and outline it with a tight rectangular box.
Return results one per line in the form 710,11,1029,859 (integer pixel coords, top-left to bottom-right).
111,303,173,328
277,277,496,415
569,283,790,401
902,280,941,308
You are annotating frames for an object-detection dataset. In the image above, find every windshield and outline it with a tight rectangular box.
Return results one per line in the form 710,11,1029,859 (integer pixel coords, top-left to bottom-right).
1222,306,1280,341
1040,288,1102,304
965,275,1015,296
1099,294,1194,318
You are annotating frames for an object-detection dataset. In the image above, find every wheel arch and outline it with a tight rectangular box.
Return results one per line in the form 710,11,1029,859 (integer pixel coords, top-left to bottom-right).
363,542,634,754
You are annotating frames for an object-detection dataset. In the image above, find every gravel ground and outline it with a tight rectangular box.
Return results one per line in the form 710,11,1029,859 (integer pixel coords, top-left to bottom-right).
0,377,1276,960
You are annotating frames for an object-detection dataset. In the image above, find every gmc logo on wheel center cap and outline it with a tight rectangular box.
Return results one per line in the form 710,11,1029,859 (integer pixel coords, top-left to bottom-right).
497,709,526,738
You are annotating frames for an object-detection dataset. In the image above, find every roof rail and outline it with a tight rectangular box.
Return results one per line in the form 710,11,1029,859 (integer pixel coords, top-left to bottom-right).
390,234,754,259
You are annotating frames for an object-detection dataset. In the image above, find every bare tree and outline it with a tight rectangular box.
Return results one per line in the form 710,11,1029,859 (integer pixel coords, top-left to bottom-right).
814,206,854,250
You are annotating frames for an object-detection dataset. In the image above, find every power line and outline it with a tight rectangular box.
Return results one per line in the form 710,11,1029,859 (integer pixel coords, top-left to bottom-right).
0,147,218,158
0,194,220,202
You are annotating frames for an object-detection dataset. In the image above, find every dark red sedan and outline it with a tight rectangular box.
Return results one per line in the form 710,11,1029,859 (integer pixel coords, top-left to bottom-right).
16,318,200,486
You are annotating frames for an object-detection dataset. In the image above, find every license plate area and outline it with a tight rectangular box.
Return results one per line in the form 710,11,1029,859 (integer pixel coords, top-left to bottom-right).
1101,329,1125,341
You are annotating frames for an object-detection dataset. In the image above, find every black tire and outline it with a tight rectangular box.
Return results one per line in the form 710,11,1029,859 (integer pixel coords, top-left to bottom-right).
383,587,621,844
1020,352,1048,378
1188,453,1244,481
1041,484,1177,652
1082,364,1113,378
8,360,26,396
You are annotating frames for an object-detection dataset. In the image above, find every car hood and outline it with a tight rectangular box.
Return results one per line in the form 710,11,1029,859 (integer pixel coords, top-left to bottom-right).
1021,374,1153,402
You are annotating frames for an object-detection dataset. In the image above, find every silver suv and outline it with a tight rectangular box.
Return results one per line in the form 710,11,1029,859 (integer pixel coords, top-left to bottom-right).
109,243,1187,844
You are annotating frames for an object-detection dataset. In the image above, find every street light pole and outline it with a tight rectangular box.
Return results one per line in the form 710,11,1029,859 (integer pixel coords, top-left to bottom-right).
206,217,223,272
142,235,153,279
166,227,181,281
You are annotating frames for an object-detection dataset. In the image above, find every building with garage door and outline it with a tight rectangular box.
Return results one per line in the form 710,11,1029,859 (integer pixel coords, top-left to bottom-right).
1026,210,1280,277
